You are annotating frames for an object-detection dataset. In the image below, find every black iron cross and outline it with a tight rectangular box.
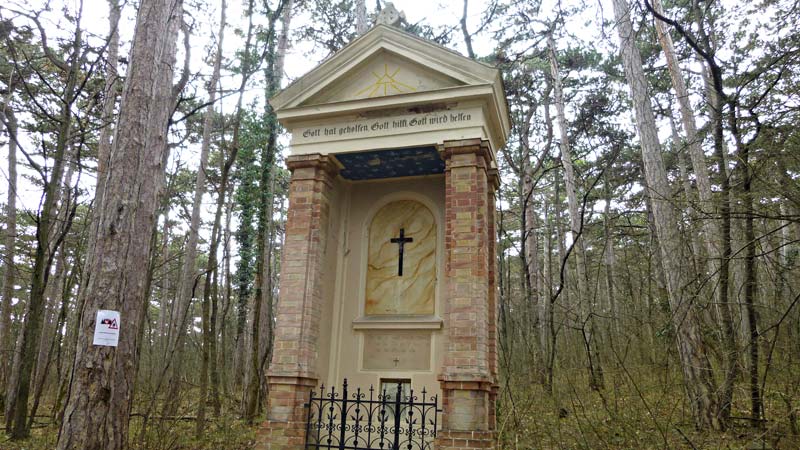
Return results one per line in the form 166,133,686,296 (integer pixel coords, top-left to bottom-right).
389,228,413,276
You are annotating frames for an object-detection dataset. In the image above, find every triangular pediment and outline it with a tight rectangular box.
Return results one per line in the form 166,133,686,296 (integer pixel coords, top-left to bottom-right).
272,25,502,111
299,50,465,105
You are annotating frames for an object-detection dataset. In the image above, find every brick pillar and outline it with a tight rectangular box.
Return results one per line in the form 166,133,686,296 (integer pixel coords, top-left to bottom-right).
259,154,338,450
486,168,500,432
436,139,497,450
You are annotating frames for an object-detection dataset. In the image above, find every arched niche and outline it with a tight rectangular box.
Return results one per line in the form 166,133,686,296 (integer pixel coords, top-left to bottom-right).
365,199,436,316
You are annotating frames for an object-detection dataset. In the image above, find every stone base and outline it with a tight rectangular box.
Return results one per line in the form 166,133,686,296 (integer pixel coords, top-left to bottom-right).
258,376,316,450
435,430,497,450
256,420,308,450
439,380,494,430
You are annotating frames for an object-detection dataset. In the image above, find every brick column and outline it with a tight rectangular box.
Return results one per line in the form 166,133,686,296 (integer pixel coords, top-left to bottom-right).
436,139,497,450
259,154,338,450
486,168,500,432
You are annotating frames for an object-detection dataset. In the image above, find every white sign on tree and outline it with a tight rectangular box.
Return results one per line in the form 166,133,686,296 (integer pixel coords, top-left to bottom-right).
92,310,120,347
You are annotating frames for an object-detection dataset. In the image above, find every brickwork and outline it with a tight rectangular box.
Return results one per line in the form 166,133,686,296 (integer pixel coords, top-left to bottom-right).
486,169,500,431
262,154,338,450
487,384,499,432
435,430,497,450
438,139,499,450
439,139,493,383
261,142,501,450
438,380,493,430
257,377,316,450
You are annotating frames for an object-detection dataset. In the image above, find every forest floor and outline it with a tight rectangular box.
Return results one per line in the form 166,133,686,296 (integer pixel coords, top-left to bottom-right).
496,362,800,449
0,412,258,450
1,365,799,449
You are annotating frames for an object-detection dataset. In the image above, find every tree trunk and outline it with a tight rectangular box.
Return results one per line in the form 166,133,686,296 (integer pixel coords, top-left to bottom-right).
652,0,713,214
9,12,84,437
29,239,69,428
30,156,77,425
51,0,122,426
258,174,281,415
163,14,208,415
543,195,556,393
245,81,277,424
0,103,18,413
521,157,539,366
460,0,475,59
778,203,792,345
209,241,222,417
670,117,702,268
741,139,762,423
602,177,618,337
231,0,257,392
245,0,292,422
548,32,603,390
218,195,234,403
611,0,721,430
53,255,87,425
55,0,183,448
96,0,122,198
355,0,367,35
652,0,738,420
196,1,227,435
156,204,172,347
50,246,79,421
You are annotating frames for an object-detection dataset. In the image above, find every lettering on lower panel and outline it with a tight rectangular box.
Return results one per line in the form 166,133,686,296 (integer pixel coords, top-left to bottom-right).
362,330,431,371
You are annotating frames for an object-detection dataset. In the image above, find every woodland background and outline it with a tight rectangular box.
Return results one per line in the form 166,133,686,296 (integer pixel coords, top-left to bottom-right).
0,0,798,448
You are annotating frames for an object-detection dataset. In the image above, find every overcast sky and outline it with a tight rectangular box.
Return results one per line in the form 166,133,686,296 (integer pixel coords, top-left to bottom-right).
0,0,759,233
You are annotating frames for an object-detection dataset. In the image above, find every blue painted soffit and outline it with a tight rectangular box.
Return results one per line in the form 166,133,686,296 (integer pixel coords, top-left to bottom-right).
335,146,444,180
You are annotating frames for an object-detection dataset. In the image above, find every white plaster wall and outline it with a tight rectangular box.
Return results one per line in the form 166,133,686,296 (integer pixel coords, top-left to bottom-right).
323,175,446,399
316,176,345,382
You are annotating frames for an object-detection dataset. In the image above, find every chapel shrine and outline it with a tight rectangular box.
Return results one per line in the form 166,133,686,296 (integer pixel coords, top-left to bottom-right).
259,18,510,450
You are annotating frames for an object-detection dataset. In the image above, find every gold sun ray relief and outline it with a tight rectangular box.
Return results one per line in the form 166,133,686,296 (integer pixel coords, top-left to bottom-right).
355,64,417,98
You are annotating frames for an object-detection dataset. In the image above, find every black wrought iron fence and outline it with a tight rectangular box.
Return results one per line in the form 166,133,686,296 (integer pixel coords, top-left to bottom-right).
304,379,440,450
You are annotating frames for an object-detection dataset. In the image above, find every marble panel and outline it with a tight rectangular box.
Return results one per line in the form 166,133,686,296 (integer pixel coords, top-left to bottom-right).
365,200,436,315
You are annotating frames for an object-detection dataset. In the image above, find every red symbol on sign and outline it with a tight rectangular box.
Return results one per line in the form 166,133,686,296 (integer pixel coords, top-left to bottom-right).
101,318,118,330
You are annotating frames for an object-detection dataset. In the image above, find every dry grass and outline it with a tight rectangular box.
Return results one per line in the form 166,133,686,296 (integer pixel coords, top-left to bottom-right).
497,362,800,449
